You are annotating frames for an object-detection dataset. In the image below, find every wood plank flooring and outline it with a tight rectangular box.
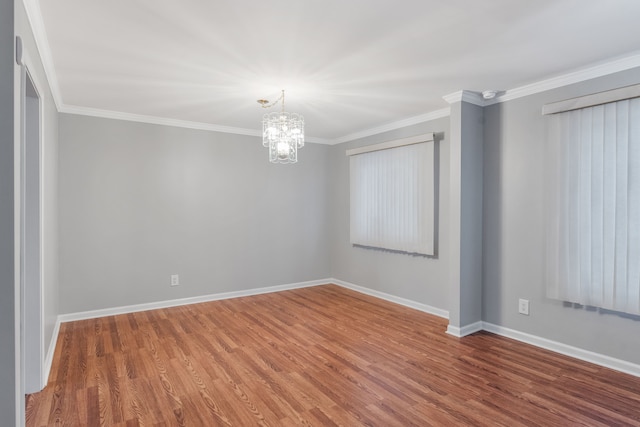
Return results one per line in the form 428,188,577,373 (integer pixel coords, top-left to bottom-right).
26,284,640,426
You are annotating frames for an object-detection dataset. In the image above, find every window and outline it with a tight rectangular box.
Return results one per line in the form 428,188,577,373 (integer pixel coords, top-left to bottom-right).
347,134,435,256
544,86,640,315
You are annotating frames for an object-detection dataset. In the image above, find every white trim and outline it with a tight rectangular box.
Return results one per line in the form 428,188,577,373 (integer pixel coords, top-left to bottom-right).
60,104,446,147
53,49,640,144
445,321,483,338
57,47,640,144
17,0,640,146
57,277,450,325
19,50,48,394
59,104,448,147
489,51,640,105
445,325,461,337
331,109,450,145
59,105,328,145
42,317,60,388
13,34,24,427
58,279,328,323
335,281,640,377
482,322,640,378
443,90,486,107
345,133,434,156
542,83,640,115
331,278,449,319
60,105,261,137
47,278,640,379
21,0,62,110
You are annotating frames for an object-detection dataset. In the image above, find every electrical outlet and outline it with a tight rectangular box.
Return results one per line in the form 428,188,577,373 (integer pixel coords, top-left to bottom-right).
170,274,180,287
518,298,530,315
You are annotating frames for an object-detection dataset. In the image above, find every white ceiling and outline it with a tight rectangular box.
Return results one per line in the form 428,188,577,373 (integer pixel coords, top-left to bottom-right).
33,0,640,143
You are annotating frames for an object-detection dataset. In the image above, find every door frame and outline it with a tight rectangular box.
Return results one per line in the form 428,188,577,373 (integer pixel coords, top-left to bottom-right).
18,52,45,394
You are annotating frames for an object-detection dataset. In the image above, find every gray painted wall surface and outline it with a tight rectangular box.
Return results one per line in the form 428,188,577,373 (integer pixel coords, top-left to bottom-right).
447,103,463,327
448,101,484,329
329,119,451,312
459,102,483,326
483,67,640,364
15,0,60,369
58,114,331,313
51,67,640,370
0,0,16,422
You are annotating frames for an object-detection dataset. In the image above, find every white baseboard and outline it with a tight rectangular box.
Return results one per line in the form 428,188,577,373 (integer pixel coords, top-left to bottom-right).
332,279,640,377
50,277,640,380
445,321,483,338
331,278,449,319
42,317,61,389
483,322,640,378
58,278,329,323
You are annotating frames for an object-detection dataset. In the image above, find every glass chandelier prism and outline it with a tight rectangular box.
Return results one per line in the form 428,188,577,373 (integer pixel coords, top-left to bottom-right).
260,90,304,164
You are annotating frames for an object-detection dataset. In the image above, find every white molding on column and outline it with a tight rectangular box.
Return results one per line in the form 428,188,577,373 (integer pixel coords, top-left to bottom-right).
443,90,486,106
445,321,483,338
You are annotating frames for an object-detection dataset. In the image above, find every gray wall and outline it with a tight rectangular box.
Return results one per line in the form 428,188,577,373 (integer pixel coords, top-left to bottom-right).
59,114,331,313
483,66,640,364
0,0,16,423
329,118,451,312
15,0,60,368
448,101,484,329
459,102,484,326
54,67,640,369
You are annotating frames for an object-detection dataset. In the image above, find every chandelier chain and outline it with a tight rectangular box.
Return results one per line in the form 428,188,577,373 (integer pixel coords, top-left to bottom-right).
259,90,285,112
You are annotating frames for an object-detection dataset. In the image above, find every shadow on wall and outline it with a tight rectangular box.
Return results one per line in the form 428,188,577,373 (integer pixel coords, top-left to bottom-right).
563,302,640,322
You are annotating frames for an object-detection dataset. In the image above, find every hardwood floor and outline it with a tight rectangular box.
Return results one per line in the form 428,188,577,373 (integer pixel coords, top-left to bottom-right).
26,284,640,426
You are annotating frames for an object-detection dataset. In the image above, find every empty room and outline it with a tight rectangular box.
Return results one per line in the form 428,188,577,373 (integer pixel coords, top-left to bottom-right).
3,0,640,425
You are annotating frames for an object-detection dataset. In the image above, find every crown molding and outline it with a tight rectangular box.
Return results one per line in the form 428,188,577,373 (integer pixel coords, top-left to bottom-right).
21,0,640,145
59,103,448,146
59,104,330,144
442,90,486,106
487,51,640,105
330,108,451,145
21,0,63,110
60,105,262,136
56,49,640,144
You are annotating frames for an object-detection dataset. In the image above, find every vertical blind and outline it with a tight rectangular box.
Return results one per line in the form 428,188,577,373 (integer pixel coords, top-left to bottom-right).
348,136,435,255
545,96,640,315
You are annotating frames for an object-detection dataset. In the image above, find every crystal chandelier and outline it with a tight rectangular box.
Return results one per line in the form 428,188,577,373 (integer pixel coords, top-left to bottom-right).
258,90,304,164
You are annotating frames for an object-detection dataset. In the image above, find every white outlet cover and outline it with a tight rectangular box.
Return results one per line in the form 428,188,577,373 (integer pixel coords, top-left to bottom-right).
170,274,179,286
518,298,530,315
